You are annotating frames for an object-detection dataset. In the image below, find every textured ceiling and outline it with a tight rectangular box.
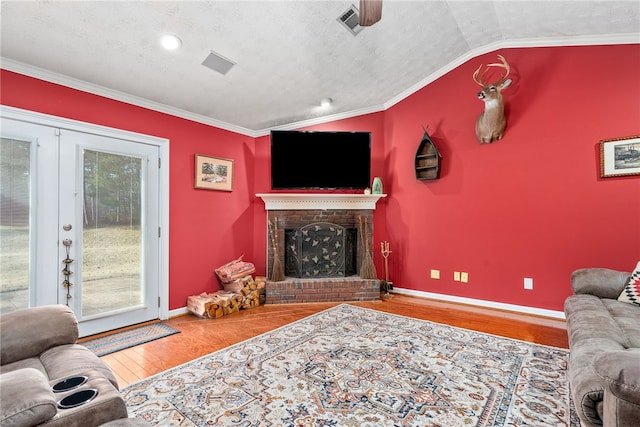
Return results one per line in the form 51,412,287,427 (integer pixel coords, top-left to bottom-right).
1,1,639,136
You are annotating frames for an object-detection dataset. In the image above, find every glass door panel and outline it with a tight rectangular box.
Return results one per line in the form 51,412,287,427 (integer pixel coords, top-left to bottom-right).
81,150,144,317
0,138,32,312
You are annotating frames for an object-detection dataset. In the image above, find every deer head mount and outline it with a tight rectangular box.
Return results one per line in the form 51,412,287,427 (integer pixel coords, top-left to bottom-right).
473,55,512,144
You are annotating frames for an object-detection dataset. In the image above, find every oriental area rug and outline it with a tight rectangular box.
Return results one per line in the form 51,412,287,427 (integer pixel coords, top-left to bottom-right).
122,304,578,426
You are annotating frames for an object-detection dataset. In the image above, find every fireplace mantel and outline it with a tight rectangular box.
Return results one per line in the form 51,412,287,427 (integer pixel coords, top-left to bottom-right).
256,193,386,210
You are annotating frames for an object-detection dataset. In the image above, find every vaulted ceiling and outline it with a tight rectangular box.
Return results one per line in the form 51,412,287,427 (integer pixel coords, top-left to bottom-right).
1,1,638,136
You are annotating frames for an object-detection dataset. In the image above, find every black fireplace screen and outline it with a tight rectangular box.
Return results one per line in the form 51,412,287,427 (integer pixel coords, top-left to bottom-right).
284,222,357,278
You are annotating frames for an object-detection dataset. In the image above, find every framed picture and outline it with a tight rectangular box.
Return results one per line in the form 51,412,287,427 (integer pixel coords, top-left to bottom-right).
195,154,234,191
600,136,640,178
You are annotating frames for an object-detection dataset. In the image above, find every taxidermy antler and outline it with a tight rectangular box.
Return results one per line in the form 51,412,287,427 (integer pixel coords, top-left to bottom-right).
359,0,382,26
473,55,512,144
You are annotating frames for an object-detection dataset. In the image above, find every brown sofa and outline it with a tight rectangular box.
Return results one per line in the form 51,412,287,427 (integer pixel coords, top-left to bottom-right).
564,268,640,427
0,305,128,426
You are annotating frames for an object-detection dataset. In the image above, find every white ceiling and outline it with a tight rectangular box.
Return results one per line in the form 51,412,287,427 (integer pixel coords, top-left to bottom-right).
1,1,639,136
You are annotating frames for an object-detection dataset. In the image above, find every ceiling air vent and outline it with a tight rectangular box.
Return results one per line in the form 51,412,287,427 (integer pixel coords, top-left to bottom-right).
337,4,363,36
201,51,236,75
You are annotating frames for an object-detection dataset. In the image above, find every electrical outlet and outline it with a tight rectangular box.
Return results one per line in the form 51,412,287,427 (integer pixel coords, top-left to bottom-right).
461,272,469,283
430,269,440,279
454,271,461,281
524,277,533,290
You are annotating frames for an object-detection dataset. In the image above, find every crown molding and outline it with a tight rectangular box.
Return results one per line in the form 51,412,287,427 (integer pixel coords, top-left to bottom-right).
0,57,259,138
384,33,640,111
2,33,637,137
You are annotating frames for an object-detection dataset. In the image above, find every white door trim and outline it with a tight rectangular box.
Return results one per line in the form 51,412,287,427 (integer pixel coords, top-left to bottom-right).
0,105,170,321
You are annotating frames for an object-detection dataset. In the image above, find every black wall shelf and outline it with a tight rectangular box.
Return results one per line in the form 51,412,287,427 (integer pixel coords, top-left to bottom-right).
415,132,441,180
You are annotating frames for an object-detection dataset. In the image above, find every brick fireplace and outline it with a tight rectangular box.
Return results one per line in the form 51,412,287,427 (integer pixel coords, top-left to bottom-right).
257,194,385,304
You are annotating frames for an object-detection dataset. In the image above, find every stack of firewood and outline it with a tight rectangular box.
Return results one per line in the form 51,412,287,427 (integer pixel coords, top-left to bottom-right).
222,275,266,309
255,276,267,305
214,256,256,284
187,291,241,319
186,257,267,319
244,275,267,307
187,276,266,319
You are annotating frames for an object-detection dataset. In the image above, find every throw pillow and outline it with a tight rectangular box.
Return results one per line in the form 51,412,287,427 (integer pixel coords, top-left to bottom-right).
618,261,640,306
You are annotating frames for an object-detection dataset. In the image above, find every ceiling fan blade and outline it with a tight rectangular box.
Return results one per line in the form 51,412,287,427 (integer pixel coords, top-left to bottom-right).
359,0,382,27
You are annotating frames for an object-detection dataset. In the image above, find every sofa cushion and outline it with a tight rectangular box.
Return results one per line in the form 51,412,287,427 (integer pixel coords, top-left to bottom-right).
565,295,636,348
0,305,78,366
40,344,119,389
594,349,640,404
0,357,46,377
618,261,640,307
571,268,630,299
601,299,640,348
0,368,57,427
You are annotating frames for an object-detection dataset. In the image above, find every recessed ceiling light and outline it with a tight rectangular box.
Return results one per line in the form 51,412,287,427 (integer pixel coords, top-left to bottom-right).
160,34,182,50
320,97,333,108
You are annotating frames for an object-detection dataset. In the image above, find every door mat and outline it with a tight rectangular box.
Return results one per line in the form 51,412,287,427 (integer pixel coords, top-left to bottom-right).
81,323,180,357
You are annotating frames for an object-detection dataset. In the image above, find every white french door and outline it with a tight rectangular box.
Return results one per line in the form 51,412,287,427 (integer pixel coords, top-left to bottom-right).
1,108,168,337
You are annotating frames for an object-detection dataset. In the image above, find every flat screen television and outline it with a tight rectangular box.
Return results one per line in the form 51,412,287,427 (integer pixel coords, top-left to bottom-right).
270,130,371,190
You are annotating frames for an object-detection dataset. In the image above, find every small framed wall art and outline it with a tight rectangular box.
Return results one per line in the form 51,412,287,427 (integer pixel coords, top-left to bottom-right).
600,136,640,178
195,154,234,191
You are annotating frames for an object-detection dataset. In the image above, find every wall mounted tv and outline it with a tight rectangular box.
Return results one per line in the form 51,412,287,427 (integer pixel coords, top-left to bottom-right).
270,130,371,190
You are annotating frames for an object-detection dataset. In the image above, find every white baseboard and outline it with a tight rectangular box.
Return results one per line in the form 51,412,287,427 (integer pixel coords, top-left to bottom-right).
167,288,566,320
168,307,189,318
392,287,566,320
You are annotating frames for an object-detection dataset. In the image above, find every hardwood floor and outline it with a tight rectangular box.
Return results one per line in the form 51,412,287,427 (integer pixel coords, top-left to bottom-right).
98,294,569,388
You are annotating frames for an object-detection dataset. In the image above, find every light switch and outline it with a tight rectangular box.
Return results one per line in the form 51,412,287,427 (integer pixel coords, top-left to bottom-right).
524,277,533,290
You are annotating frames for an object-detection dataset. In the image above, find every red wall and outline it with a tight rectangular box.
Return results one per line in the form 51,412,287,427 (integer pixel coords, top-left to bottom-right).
2,43,639,313
382,44,640,311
